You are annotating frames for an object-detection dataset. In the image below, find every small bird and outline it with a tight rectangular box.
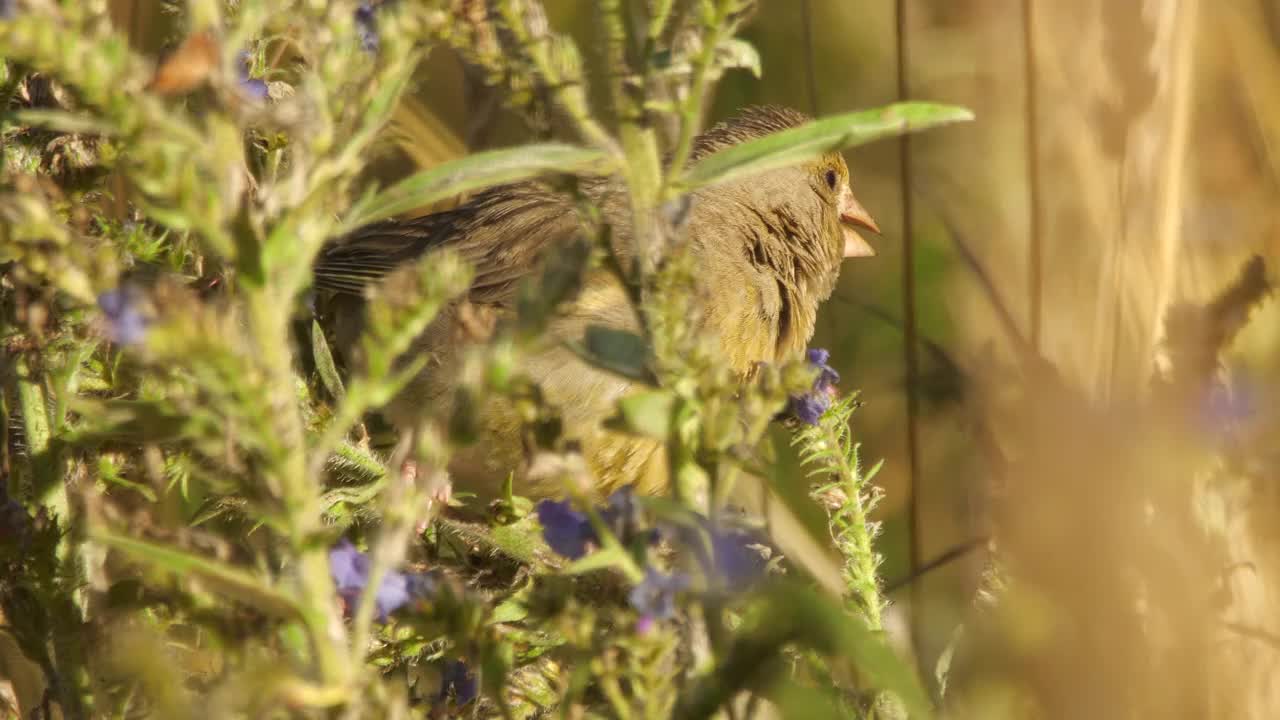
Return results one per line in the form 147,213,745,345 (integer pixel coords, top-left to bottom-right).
315,105,880,503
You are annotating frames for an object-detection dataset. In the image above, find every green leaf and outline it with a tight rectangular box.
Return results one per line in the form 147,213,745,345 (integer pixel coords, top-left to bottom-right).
563,546,631,575
437,517,545,567
609,389,678,439
565,325,654,382
14,109,117,136
92,529,302,619
754,425,846,598
716,38,761,78
341,143,612,231
97,457,158,503
674,582,932,720
489,596,530,625
779,585,931,719
676,102,974,192
864,457,885,484
310,320,345,401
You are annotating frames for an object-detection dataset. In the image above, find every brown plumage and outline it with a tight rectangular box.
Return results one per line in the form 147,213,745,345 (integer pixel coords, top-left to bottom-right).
315,105,880,501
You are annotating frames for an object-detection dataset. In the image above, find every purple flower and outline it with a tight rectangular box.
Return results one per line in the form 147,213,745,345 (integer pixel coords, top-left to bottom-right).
635,615,656,635
707,527,769,590
236,51,269,101
355,2,379,53
535,486,658,560
787,347,840,425
97,288,148,345
668,519,769,592
240,78,268,100
328,539,434,620
628,567,690,623
329,538,371,605
599,485,658,547
0,0,15,19
437,659,478,707
536,499,593,560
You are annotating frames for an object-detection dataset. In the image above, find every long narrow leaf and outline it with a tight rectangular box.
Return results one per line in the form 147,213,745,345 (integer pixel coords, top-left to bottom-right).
341,143,613,231
674,582,932,720
93,529,303,619
310,319,345,401
14,109,117,136
676,102,974,192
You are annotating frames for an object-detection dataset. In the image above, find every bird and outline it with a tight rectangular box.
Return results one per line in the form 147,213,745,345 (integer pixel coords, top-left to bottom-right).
314,105,881,505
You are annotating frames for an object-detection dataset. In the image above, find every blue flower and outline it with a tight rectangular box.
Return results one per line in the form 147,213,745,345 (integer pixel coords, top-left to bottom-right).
628,567,690,622
535,499,593,560
707,526,769,590
236,51,269,101
788,347,840,425
668,519,769,592
535,486,658,560
355,2,379,53
97,288,148,345
437,659,478,707
240,78,268,100
599,485,659,547
328,539,433,620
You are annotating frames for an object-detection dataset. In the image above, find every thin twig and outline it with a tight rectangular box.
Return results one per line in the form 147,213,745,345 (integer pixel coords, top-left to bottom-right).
1022,0,1043,351
894,0,925,669
800,0,820,117
884,537,988,595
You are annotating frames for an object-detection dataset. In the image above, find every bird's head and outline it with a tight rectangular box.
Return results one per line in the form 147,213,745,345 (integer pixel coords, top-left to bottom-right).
689,105,881,303
813,153,881,260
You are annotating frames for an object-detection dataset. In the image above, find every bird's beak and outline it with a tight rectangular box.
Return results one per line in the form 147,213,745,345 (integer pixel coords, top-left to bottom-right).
838,184,880,258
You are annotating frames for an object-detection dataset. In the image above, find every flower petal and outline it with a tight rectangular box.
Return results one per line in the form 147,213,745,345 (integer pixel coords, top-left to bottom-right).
536,500,593,559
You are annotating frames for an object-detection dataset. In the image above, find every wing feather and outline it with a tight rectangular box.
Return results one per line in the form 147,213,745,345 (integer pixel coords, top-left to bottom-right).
314,182,584,306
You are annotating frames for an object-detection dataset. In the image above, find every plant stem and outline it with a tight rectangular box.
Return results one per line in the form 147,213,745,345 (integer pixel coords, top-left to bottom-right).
827,431,883,630
245,290,350,688
663,0,734,191
496,0,621,157
646,0,676,44
600,0,666,276
346,437,421,669
16,356,63,518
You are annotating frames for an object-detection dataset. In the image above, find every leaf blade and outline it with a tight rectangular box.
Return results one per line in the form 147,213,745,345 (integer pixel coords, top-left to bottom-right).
676,102,974,192
92,529,303,619
609,389,678,439
341,143,612,231
564,325,655,383
310,320,346,401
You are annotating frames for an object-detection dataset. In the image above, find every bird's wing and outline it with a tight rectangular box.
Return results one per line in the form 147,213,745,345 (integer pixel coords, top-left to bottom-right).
314,182,584,306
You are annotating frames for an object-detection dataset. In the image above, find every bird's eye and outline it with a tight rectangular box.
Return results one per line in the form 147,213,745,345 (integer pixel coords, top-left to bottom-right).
824,169,838,190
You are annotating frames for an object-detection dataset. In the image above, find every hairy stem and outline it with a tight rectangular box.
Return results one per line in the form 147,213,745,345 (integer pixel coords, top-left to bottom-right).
245,290,349,687
664,0,735,190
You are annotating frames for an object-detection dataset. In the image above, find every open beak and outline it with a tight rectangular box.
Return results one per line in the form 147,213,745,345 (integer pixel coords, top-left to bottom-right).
838,184,880,258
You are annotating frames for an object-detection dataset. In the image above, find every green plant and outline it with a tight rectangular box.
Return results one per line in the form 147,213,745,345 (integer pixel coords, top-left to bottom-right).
0,1,969,717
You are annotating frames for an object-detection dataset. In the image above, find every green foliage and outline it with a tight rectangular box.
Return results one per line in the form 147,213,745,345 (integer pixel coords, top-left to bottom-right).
795,393,887,627
0,1,971,718
341,142,612,232
676,102,974,192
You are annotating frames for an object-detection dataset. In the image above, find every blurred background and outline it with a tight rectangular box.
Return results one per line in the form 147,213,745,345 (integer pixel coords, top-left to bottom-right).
101,0,1280,715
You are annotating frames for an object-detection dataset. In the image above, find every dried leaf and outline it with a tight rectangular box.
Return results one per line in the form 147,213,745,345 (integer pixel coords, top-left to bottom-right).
148,31,219,95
